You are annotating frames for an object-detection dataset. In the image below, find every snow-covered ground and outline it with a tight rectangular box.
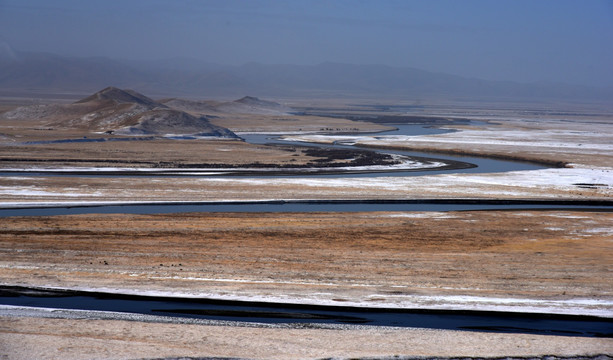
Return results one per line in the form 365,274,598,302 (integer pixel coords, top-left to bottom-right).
281,119,613,169
0,167,611,206
221,167,611,192
282,128,613,152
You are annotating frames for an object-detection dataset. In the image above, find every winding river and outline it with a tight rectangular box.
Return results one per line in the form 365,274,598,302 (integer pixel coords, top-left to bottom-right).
2,123,612,336
2,123,609,217
0,124,543,178
241,123,545,177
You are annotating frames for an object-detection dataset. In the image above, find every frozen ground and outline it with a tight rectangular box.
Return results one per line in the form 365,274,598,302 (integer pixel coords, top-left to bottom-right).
283,128,613,156
0,167,610,205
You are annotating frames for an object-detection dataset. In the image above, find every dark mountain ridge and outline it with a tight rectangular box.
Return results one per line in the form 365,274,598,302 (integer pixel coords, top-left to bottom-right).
75,86,163,109
160,95,293,116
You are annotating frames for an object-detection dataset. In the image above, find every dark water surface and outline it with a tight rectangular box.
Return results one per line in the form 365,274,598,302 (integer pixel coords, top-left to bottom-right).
0,287,611,338
2,200,612,217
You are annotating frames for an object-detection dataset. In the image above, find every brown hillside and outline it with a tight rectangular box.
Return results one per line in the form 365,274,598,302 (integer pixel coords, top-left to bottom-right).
0,87,237,137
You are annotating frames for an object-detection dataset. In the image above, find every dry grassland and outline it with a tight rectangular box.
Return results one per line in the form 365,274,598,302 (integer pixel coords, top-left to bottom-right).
0,139,323,168
1,211,611,302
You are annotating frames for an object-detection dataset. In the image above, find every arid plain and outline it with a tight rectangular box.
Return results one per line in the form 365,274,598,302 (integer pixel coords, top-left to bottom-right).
0,89,612,359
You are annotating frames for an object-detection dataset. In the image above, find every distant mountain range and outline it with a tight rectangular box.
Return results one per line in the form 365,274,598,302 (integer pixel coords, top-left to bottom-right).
1,50,611,102
161,95,294,116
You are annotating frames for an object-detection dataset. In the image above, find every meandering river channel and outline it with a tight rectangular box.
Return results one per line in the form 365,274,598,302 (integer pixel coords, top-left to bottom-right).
2,124,610,216
2,123,612,336
242,123,545,177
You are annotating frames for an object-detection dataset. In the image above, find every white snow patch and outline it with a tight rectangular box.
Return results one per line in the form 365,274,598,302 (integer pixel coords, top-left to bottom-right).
374,212,458,219
0,187,97,197
583,228,613,235
549,214,592,219
218,167,612,194
282,126,613,158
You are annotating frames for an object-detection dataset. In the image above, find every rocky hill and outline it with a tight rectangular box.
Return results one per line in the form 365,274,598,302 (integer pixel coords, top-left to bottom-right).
159,98,219,114
114,109,236,138
215,96,294,115
75,86,162,108
1,87,238,138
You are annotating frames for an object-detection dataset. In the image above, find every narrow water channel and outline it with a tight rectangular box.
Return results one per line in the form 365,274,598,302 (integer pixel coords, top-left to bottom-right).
241,123,545,177
2,199,612,217
1,287,611,338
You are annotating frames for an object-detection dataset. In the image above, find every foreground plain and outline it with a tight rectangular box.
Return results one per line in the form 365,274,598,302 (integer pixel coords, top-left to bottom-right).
2,316,612,360
1,211,612,311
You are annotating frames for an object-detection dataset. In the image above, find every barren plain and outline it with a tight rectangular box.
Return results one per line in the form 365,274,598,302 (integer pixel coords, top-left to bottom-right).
0,92,612,359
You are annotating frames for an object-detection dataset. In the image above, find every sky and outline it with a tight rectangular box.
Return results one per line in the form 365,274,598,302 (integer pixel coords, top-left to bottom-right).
0,0,612,86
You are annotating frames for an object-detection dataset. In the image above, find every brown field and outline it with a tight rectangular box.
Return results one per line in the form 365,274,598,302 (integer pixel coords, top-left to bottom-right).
0,138,327,168
1,210,611,304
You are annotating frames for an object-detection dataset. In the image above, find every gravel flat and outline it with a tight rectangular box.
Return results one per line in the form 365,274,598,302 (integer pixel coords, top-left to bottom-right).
1,307,612,360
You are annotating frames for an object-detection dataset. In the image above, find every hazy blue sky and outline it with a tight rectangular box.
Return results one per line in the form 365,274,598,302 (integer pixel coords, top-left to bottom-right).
1,0,612,86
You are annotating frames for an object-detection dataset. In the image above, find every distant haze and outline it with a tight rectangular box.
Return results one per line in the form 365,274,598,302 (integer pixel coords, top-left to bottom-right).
0,0,612,87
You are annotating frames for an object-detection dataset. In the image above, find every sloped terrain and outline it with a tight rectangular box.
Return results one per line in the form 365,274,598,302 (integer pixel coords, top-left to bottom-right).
161,95,294,116
0,86,238,137
113,108,237,137
159,98,219,114
214,96,294,115
74,86,161,108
